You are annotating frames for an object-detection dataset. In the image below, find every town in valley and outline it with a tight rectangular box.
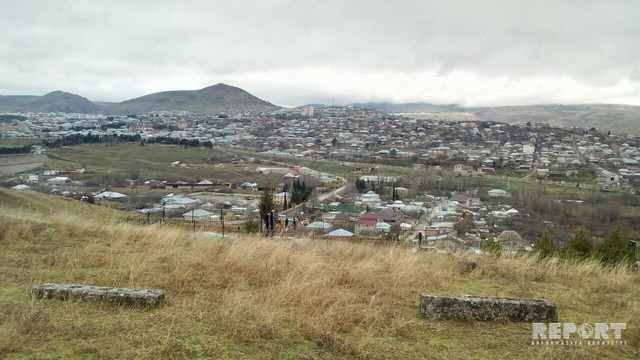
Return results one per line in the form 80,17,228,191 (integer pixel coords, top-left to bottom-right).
2,97,640,257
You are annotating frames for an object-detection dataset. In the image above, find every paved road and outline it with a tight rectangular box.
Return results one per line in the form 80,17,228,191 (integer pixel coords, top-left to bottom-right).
400,197,447,242
316,181,348,202
283,181,349,217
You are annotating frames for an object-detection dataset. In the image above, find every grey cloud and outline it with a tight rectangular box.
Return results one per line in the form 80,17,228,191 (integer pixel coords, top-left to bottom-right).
0,0,639,105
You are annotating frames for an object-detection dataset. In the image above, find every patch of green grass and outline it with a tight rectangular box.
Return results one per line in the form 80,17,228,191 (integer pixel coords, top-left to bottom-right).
0,138,39,147
45,143,262,184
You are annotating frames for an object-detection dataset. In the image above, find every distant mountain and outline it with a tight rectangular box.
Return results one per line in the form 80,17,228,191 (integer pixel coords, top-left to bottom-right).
472,104,640,134
0,83,279,115
3,86,640,133
358,102,640,133
105,83,279,114
0,95,40,113
0,91,97,114
29,91,98,113
353,102,464,113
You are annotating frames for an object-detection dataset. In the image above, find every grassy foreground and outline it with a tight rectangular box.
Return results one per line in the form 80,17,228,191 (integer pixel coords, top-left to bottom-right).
0,188,638,359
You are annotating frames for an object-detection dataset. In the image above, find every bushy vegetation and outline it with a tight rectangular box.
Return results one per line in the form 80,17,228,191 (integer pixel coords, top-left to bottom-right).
533,228,637,266
0,144,33,155
561,230,593,259
534,232,556,259
289,178,313,205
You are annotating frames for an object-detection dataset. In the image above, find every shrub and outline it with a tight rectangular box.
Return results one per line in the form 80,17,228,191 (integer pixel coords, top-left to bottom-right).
562,229,593,259
598,228,633,265
534,231,556,259
243,217,261,233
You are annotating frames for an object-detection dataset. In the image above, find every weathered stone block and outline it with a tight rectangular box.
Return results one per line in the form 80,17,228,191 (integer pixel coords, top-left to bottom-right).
420,293,557,322
32,283,165,307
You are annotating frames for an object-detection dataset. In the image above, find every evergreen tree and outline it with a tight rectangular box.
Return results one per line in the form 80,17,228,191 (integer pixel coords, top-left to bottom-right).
534,231,556,259
355,179,367,193
481,239,502,255
291,178,312,205
259,188,274,224
598,228,632,265
562,229,593,259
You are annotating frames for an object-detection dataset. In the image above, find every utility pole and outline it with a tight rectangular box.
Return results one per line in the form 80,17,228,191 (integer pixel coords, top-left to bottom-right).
161,203,166,224
322,214,327,242
221,208,224,238
192,208,195,232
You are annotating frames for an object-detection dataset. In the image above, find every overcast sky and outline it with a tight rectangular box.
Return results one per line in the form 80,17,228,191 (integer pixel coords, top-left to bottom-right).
1,0,639,107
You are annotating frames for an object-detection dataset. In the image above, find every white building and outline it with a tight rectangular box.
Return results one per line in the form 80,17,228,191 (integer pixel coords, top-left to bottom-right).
94,191,128,200
182,209,215,221
47,176,70,184
523,144,535,155
488,189,510,198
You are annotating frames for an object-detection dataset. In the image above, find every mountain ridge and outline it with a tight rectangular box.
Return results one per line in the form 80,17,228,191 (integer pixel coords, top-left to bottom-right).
2,87,640,133
355,102,640,133
106,83,279,114
0,83,279,114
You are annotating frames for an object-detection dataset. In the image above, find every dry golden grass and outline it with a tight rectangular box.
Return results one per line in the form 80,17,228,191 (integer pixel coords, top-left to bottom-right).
0,188,638,359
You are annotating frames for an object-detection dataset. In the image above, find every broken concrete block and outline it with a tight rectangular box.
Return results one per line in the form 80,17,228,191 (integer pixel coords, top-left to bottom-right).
420,292,558,322
32,283,165,307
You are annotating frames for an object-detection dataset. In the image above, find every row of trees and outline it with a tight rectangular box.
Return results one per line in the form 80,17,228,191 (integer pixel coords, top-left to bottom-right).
143,136,213,148
355,179,402,199
534,228,637,265
259,179,314,215
0,144,32,154
45,133,142,148
288,178,312,206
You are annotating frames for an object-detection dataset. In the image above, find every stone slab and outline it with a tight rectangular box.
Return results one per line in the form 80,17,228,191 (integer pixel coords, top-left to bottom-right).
420,292,558,322
32,283,165,307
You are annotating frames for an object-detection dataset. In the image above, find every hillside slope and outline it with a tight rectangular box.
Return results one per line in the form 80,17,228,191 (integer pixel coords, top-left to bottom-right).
0,84,279,115
105,83,279,114
0,91,98,114
28,91,99,113
473,104,640,134
354,102,464,113
0,188,638,359
0,95,41,113
359,102,640,134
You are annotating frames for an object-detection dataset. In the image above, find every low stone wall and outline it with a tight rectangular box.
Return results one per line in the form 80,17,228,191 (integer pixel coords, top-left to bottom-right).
420,292,558,322
32,283,165,307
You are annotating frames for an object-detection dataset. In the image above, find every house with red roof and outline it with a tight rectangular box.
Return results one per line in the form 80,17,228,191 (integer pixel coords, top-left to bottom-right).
355,212,379,235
